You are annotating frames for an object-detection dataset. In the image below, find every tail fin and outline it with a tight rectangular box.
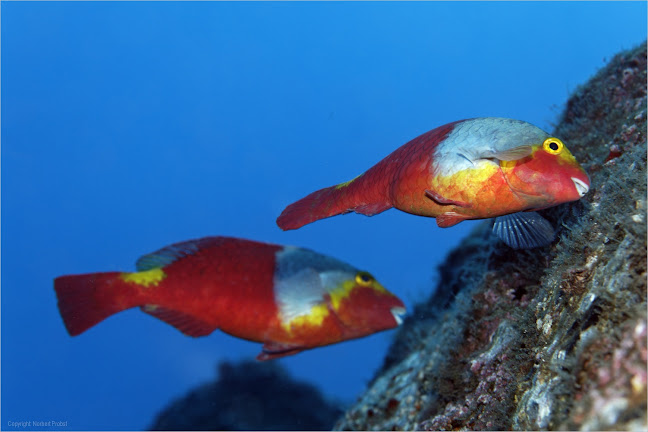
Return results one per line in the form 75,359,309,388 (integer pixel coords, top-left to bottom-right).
54,272,142,336
276,181,391,230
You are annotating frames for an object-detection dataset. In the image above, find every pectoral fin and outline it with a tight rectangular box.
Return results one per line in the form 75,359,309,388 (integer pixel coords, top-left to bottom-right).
425,189,472,208
257,342,305,361
492,212,555,249
483,145,533,161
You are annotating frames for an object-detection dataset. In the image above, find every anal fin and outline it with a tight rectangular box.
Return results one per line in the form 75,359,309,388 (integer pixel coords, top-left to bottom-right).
257,342,305,361
141,305,216,337
354,201,392,216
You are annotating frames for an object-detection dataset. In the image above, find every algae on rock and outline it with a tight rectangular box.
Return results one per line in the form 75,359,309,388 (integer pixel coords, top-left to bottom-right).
335,41,647,431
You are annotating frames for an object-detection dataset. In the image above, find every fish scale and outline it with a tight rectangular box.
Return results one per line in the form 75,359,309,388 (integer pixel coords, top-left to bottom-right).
54,236,405,360
277,117,590,249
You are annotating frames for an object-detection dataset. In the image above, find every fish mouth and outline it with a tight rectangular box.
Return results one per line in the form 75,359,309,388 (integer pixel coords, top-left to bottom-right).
572,177,589,197
391,307,407,325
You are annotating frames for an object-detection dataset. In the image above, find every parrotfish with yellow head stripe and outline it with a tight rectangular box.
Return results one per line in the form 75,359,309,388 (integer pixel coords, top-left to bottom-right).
54,236,405,360
277,117,591,249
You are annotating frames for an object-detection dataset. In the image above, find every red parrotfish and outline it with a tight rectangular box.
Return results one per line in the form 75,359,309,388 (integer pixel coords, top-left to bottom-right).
277,117,591,249
54,236,405,360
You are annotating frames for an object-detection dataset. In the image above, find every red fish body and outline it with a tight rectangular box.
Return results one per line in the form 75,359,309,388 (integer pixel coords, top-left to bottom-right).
55,236,405,360
277,117,591,249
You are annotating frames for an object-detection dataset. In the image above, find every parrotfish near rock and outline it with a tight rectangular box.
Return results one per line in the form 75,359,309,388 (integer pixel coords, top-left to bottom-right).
277,117,591,249
54,236,405,360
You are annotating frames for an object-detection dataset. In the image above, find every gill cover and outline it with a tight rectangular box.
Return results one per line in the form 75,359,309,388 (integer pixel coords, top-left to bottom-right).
273,246,404,331
491,135,589,249
273,246,358,329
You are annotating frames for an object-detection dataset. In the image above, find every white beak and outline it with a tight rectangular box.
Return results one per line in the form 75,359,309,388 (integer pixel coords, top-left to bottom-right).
572,177,589,197
391,307,406,325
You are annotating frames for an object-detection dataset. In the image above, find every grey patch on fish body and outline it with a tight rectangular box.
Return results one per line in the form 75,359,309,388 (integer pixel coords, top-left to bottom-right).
274,267,326,324
273,247,357,324
492,211,555,249
433,118,550,177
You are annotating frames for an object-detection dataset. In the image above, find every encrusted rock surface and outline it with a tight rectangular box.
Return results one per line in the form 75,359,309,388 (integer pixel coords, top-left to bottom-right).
335,42,647,431
150,360,342,431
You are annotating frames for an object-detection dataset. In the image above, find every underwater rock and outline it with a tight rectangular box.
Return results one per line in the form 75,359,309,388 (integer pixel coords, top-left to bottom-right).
335,41,647,431
150,360,343,431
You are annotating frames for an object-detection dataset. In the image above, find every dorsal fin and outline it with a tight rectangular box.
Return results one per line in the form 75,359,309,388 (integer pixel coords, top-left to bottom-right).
135,237,222,271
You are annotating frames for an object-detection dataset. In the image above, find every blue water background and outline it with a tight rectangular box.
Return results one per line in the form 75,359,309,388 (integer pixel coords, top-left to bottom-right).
2,2,646,430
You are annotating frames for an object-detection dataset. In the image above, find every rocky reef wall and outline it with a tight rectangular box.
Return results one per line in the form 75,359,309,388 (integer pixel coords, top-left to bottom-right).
336,42,647,431
150,360,343,430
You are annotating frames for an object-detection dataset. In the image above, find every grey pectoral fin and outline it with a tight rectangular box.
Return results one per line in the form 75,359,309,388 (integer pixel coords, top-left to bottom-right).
257,342,306,361
492,212,555,249
484,145,533,161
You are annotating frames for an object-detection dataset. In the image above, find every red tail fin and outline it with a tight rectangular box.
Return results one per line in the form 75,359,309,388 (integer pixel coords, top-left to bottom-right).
277,182,392,231
54,272,142,336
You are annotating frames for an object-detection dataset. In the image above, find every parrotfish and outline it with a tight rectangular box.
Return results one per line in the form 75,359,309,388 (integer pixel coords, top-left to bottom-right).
54,236,405,360
277,117,591,249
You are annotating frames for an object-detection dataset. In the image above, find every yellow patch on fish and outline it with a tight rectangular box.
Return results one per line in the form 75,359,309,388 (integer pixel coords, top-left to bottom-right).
431,161,501,204
329,277,388,310
282,303,329,332
500,159,517,170
335,173,363,190
524,143,577,167
120,268,166,287
280,276,388,333
556,147,580,167
328,280,356,310
280,274,390,333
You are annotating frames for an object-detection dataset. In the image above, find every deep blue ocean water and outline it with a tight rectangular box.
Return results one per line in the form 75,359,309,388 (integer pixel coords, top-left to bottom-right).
2,2,646,430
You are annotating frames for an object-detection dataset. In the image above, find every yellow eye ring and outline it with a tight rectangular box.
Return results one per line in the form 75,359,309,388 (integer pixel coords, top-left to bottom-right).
543,137,564,155
355,271,374,286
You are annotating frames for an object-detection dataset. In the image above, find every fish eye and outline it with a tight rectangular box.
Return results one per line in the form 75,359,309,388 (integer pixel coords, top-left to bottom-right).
543,137,564,155
355,272,373,286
